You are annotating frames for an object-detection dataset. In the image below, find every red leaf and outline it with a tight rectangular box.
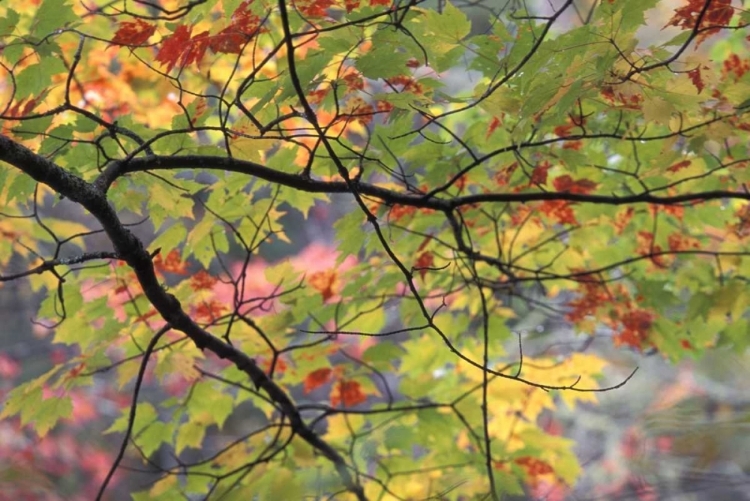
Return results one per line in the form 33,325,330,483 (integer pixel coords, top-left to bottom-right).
154,26,210,71
111,19,156,46
665,0,734,48
539,200,577,225
5,96,41,118
552,175,597,194
530,161,551,185
297,0,335,17
414,251,434,280
183,30,211,67
666,159,691,173
209,1,265,54
553,123,574,137
722,53,750,79
155,25,192,72
687,67,704,93
330,380,366,407
304,368,332,393
208,29,248,54
190,270,217,291
486,116,501,138
616,309,654,349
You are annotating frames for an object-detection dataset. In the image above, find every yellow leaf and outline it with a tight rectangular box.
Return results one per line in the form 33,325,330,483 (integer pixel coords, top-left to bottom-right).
229,117,278,163
643,97,674,125
150,475,177,496
176,421,206,454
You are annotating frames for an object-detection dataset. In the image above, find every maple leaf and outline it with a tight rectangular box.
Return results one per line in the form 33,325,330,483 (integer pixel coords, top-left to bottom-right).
297,0,335,17
155,25,193,72
330,380,367,407
190,270,217,291
666,159,691,173
208,28,248,54
614,207,635,235
153,27,210,72
687,67,705,93
722,54,750,79
515,456,554,477
304,368,332,393
665,0,734,48
616,309,655,349
209,1,265,54
530,161,551,185
182,31,211,68
5,96,40,118
486,116,502,138
154,249,189,274
308,269,339,301
414,251,434,280
667,232,699,251
111,20,156,47
539,200,577,225
553,123,574,136
194,300,227,322
552,175,597,194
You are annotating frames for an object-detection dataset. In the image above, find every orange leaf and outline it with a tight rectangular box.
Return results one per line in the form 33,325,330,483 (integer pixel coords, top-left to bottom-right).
330,380,366,407
194,300,227,322
154,249,189,275
190,270,217,291
304,368,332,393
515,456,554,477
308,269,338,301
539,200,577,225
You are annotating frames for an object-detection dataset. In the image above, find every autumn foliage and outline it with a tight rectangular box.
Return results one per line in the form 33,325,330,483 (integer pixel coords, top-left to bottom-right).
0,0,749,499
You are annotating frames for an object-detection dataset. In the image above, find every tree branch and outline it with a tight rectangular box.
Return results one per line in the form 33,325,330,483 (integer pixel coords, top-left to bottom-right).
96,152,750,209
0,133,365,500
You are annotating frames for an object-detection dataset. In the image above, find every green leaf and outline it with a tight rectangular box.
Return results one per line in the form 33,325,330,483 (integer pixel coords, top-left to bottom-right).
14,59,66,100
176,420,207,454
31,0,78,37
0,9,19,38
35,395,73,437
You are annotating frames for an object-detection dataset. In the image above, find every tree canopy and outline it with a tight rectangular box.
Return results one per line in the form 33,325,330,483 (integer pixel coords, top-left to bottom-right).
0,0,749,499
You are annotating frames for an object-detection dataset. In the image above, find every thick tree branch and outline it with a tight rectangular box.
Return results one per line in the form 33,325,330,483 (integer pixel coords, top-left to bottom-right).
97,153,750,209
0,133,365,500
